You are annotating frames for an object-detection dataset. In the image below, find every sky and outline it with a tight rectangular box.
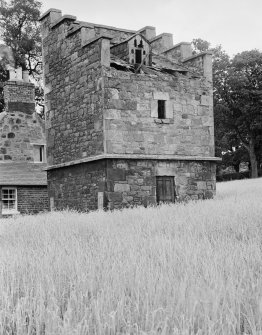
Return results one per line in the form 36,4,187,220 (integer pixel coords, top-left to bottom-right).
42,0,262,57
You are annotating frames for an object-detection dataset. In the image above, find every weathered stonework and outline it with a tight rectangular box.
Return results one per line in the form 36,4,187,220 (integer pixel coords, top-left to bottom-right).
40,8,220,212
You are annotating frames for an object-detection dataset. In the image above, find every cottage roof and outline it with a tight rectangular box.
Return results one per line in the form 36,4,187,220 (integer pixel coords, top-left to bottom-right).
0,163,47,186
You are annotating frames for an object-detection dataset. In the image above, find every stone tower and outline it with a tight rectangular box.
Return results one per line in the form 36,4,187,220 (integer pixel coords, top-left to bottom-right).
40,9,220,211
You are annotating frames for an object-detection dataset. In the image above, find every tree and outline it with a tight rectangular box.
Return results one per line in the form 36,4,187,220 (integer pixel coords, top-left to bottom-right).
0,0,42,76
192,39,262,178
217,50,262,178
0,0,42,113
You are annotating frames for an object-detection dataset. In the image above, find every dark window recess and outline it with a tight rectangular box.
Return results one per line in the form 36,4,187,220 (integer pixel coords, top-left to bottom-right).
135,49,142,64
138,40,144,48
158,100,166,119
131,49,134,54
156,176,176,204
143,50,146,55
134,39,137,47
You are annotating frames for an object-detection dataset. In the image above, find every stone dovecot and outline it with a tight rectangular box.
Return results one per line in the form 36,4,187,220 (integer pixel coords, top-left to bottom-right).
40,9,221,211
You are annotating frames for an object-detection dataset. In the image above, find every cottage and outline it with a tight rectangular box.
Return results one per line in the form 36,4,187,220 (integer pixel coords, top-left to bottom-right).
0,69,48,215
40,9,220,211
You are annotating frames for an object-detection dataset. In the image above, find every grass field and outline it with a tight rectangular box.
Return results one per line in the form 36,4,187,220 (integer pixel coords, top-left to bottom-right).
0,178,262,334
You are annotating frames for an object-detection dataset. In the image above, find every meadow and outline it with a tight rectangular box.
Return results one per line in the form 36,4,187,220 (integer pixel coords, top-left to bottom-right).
0,178,262,335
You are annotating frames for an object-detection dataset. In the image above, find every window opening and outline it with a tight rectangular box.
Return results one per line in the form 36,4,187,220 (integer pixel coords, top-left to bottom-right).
134,39,137,47
135,49,142,64
33,145,46,163
158,100,166,119
2,188,17,212
138,40,144,48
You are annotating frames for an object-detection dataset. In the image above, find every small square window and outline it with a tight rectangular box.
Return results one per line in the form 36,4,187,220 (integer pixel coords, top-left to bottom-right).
33,145,46,163
158,100,166,119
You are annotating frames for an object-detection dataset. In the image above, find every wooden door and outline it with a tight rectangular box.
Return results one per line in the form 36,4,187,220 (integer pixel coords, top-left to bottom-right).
156,176,175,204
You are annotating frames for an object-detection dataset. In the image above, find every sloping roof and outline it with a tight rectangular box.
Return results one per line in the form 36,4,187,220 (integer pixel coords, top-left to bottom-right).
0,163,47,186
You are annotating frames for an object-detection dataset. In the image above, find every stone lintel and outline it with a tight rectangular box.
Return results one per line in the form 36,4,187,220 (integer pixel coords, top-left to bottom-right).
45,154,222,171
51,15,77,29
39,8,62,22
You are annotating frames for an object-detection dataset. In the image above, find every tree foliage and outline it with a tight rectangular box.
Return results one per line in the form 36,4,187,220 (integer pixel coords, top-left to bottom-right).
0,0,42,113
0,0,42,76
192,39,262,178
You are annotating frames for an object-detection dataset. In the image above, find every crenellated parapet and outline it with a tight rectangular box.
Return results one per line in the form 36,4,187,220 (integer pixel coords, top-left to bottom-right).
183,51,213,82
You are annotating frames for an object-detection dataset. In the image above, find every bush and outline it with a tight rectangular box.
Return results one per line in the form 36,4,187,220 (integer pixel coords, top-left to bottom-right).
217,169,262,182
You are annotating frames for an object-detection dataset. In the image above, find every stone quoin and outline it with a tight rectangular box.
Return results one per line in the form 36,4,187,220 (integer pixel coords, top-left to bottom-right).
40,8,221,211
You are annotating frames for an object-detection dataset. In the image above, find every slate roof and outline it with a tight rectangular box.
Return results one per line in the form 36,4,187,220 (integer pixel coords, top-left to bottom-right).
0,163,47,186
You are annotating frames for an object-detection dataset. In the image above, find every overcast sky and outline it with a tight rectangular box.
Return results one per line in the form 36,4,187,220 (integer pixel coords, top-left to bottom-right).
42,0,262,57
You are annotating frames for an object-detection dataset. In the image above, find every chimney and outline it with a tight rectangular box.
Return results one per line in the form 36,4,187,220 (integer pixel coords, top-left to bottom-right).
4,68,35,114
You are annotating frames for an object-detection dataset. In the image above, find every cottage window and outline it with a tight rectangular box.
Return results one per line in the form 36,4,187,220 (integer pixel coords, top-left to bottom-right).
158,100,166,119
33,145,46,163
1,187,18,214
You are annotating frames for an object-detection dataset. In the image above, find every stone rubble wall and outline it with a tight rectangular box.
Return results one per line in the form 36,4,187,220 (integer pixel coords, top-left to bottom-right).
1,81,45,162
47,160,107,211
47,158,216,211
106,159,216,209
0,111,45,162
104,68,214,157
42,17,105,166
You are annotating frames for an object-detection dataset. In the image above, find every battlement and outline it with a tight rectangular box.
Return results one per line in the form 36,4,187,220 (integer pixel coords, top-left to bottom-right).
39,8,213,83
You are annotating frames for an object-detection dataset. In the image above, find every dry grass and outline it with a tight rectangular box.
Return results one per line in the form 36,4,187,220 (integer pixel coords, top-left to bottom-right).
0,178,262,334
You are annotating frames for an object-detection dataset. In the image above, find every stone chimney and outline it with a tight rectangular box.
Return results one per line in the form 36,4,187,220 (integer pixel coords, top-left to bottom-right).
4,68,35,114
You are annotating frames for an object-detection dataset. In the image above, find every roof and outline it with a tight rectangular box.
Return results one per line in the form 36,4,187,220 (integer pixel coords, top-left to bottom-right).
0,163,47,186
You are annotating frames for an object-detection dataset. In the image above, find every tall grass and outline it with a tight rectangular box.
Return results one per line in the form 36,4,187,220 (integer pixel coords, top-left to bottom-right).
0,178,262,334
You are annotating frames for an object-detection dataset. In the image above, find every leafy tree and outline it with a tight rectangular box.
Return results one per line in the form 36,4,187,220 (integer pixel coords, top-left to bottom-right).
0,0,42,76
218,50,262,178
192,38,210,54
192,39,262,178
0,0,42,113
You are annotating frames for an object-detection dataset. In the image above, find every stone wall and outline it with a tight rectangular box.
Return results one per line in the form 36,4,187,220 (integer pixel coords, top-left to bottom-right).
47,158,216,211
17,186,48,213
0,111,45,162
106,159,216,209
47,160,107,211
42,16,107,166
0,81,45,162
104,68,214,157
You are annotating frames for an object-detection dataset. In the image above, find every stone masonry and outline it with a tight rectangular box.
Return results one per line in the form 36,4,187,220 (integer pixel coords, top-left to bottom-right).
40,9,220,211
